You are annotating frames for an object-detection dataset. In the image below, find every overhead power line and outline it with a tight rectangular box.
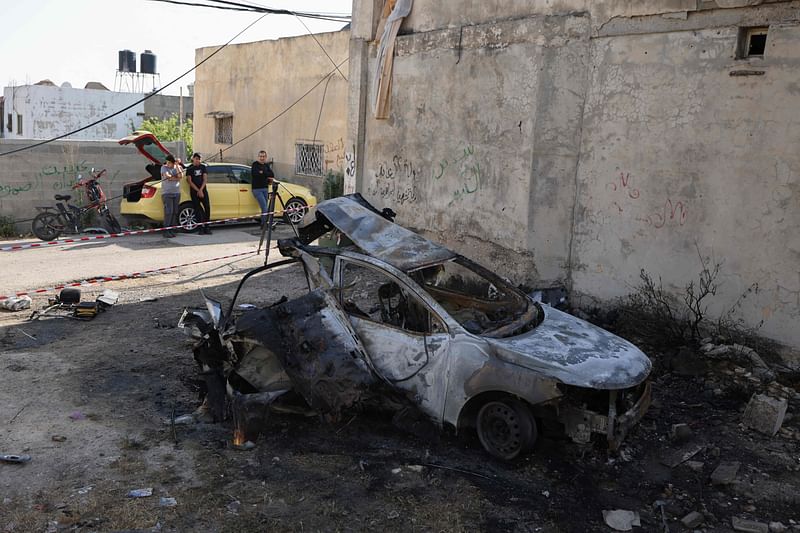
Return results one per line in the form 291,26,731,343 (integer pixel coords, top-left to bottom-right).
0,13,270,158
207,56,349,161
147,0,351,22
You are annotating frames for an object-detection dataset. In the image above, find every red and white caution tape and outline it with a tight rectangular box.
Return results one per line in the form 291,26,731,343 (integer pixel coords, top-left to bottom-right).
1,205,310,252
0,250,259,301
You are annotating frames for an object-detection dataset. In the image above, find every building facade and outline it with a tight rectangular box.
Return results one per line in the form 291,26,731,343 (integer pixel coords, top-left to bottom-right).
2,82,193,141
347,0,800,349
192,30,350,196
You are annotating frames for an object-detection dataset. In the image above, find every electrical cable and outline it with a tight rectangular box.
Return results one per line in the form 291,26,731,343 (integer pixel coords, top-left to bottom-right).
147,0,351,22
0,12,269,158
312,74,333,146
293,15,348,81
206,57,348,161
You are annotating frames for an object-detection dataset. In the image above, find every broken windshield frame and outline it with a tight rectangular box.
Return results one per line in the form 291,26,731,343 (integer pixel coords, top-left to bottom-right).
408,256,542,338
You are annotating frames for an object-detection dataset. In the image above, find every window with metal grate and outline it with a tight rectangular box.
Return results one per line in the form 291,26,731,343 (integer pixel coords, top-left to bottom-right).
215,116,233,145
295,141,324,177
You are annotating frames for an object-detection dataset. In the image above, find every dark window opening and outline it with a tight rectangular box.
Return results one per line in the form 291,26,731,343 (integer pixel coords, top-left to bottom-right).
214,116,233,145
16,114,22,135
6,113,11,132
737,26,768,58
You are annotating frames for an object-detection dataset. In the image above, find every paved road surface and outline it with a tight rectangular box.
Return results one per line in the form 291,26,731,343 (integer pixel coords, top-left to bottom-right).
0,224,296,298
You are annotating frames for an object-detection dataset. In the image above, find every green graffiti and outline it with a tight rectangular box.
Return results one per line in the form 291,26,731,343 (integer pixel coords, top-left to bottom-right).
0,183,34,198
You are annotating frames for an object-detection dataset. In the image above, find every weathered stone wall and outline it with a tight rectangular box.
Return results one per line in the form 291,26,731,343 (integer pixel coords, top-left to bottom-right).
0,139,184,230
348,0,800,349
193,30,350,197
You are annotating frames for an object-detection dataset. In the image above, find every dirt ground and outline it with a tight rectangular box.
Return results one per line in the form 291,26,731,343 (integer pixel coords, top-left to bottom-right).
1,238,799,532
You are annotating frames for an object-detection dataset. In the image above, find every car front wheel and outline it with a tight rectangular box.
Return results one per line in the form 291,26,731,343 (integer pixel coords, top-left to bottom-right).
283,197,307,225
178,202,200,233
476,399,537,461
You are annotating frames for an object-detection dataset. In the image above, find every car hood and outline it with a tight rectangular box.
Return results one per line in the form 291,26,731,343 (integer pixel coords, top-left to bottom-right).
486,305,651,390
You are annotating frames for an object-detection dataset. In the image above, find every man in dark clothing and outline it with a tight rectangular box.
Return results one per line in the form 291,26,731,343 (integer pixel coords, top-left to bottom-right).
185,152,212,234
251,150,274,227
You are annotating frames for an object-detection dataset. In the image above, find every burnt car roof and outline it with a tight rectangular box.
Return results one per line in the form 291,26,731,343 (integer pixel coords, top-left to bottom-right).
305,195,457,272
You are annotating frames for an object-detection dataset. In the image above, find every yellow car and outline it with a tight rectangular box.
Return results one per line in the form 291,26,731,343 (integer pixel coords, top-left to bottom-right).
118,131,317,229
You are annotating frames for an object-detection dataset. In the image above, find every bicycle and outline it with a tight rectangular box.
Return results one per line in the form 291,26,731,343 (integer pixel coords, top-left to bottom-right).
32,169,122,241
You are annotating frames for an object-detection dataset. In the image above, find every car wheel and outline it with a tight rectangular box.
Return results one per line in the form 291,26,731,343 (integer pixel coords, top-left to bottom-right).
476,399,537,461
178,202,200,233
283,197,307,225
32,212,63,241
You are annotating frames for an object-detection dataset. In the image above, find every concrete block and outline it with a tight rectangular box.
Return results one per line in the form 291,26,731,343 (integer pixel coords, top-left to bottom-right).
742,394,788,436
732,517,769,533
684,460,704,472
681,511,704,528
670,423,693,441
711,461,740,485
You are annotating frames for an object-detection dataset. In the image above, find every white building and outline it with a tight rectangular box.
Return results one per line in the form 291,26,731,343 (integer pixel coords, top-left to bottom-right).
2,80,193,141
3,80,144,141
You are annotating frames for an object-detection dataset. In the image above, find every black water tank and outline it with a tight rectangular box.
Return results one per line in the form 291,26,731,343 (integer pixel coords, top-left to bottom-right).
140,50,157,74
118,50,136,72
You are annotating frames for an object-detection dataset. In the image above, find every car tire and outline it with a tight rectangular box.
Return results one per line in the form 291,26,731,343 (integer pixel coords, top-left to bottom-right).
476,398,537,461
283,197,307,225
177,202,200,233
58,287,81,304
32,212,63,241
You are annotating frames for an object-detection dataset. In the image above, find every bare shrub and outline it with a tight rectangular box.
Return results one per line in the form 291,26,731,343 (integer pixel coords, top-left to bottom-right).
618,245,761,346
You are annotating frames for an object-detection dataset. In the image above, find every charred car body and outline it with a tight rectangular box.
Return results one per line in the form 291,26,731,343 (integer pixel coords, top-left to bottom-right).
184,194,652,460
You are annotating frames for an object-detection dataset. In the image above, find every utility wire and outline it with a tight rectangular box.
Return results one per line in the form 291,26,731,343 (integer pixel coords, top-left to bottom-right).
155,0,352,77
0,13,269,158
294,14,348,81
147,0,351,22
206,57,349,161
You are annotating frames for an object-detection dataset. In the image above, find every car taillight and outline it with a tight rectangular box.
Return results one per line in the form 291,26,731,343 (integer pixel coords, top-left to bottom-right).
140,185,157,198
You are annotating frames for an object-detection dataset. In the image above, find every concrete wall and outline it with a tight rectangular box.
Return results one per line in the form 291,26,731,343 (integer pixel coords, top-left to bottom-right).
348,0,800,349
0,138,184,229
2,85,144,141
143,93,194,121
193,30,350,197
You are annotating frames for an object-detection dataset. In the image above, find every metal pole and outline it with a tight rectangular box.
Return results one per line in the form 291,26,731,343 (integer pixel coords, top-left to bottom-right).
258,181,280,263
179,87,184,145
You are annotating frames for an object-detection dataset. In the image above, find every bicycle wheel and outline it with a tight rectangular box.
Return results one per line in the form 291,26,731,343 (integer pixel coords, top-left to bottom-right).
32,212,63,241
104,211,122,234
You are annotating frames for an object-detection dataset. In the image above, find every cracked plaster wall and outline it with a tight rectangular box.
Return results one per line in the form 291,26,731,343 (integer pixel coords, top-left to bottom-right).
348,0,800,349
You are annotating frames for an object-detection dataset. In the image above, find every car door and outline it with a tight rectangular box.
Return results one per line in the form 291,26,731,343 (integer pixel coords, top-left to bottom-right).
205,165,239,219
333,256,452,424
230,165,261,217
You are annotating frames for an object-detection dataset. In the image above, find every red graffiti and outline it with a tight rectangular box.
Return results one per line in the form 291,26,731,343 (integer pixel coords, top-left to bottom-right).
639,198,688,228
606,172,640,199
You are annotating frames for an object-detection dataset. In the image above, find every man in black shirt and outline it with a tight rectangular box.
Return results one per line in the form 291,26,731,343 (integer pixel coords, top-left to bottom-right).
251,150,274,227
185,153,211,234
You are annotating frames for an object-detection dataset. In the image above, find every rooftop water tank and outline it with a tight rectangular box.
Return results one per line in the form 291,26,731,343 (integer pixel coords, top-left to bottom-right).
118,50,136,73
140,50,157,74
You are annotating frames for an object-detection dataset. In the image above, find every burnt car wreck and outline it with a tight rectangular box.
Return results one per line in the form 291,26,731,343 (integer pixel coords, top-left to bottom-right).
181,194,652,460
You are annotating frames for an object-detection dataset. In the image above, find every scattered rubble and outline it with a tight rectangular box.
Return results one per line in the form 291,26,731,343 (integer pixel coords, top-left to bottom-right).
743,393,788,436
732,516,770,533
602,509,641,531
670,422,693,441
126,488,153,498
711,461,741,485
681,510,705,528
